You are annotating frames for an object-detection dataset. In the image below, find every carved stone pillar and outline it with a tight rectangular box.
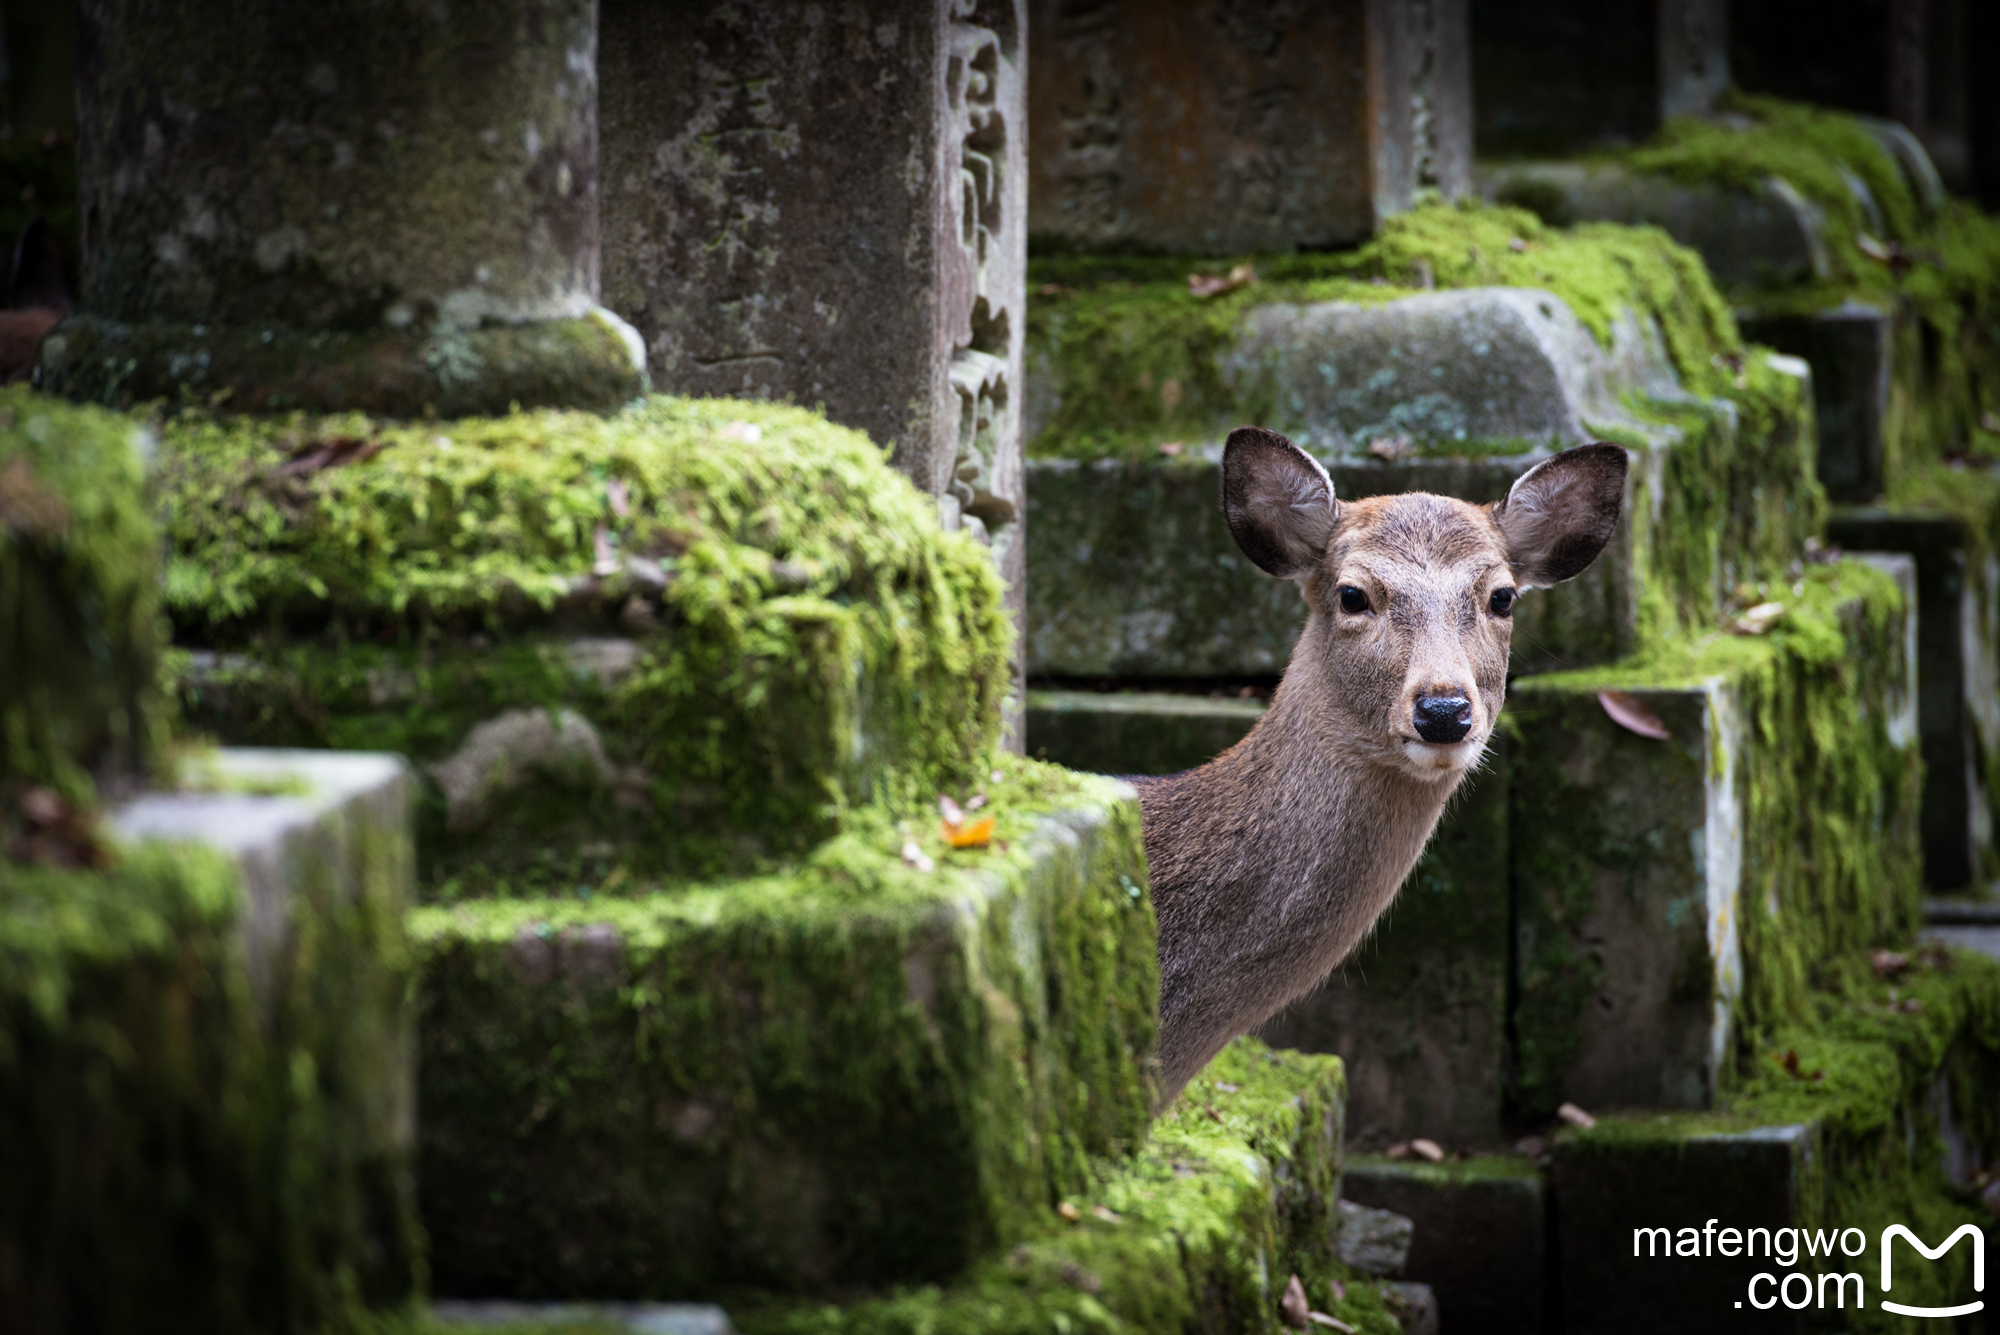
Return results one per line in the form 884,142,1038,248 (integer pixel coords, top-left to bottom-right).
601,0,1029,731
1027,0,1472,254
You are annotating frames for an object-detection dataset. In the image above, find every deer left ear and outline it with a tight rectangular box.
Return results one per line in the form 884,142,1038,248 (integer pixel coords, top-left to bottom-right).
1221,425,1338,579
1494,442,1628,588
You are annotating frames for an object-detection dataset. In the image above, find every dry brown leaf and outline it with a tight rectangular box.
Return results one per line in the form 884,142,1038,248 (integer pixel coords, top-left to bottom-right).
1158,441,1185,457
899,841,935,873
1213,1081,1241,1094
1306,1314,1356,1333
1386,1141,1412,1159
1871,948,1910,979
1188,263,1257,298
1091,1204,1123,1223
1731,601,1785,635
1598,691,1671,740
1279,1274,1311,1330
1557,1101,1597,1130
1410,1138,1445,1163
1057,1201,1082,1222
277,435,382,477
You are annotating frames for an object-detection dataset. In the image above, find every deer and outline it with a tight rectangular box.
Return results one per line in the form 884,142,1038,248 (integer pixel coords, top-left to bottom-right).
1135,426,1628,1102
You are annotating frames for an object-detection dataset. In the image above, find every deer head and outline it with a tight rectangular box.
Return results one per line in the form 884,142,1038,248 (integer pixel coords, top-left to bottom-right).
1220,426,1627,781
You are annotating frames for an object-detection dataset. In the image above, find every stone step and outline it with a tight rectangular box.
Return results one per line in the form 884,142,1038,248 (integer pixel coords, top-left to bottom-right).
161,397,1014,886
1,748,421,1329
1509,558,1923,1119
414,763,1157,1298
1025,688,1264,776
1829,492,2000,891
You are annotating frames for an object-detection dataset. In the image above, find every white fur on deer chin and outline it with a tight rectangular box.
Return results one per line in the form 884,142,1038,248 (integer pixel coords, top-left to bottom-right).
1399,735,1487,777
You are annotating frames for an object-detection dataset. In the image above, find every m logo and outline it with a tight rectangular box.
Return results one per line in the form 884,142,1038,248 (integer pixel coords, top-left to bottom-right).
1880,1225,1985,1318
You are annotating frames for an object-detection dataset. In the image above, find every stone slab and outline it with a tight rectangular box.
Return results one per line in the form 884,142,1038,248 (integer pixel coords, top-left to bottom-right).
1025,689,1263,776
1470,0,1728,155
1740,302,1893,503
1260,754,1511,1150
1509,561,1923,1119
1480,161,1828,290
432,1303,732,1334
1829,509,1992,891
1340,1156,1546,1335
1026,0,1470,253
2,748,421,1330
415,771,1156,1298
1026,450,1631,680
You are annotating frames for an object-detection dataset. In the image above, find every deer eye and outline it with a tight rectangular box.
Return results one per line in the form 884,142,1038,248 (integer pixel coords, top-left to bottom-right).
1489,587,1517,616
1338,585,1371,615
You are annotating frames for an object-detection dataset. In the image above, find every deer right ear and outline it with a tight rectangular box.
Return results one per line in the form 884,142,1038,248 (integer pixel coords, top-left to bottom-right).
1221,426,1337,579
1494,441,1629,587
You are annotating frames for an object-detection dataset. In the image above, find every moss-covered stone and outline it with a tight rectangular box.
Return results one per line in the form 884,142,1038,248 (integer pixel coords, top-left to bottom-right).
1509,561,1924,1119
38,312,646,420
1,749,422,1333
413,761,1156,1298
0,387,166,815
160,396,1011,880
1261,752,1513,1151
1549,944,2000,1335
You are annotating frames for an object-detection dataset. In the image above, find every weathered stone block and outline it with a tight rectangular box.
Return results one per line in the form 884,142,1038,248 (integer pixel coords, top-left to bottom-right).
1260,755,1511,1150
1470,0,1728,155
61,0,642,416
1509,561,1923,1119
1,749,421,1331
0,388,164,807
1340,1156,1546,1335
1027,0,1470,253
1740,301,1894,503
1830,507,1994,891
162,399,1012,884
1025,689,1263,776
600,0,1027,587
1480,161,1829,290
414,769,1157,1298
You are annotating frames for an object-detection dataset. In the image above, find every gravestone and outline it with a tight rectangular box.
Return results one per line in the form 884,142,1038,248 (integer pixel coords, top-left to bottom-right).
1026,0,1471,254
1471,0,1727,155
599,1,1027,586
46,0,643,416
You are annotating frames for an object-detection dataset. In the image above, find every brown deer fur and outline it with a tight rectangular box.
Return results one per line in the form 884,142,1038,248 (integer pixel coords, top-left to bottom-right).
1136,427,1627,1101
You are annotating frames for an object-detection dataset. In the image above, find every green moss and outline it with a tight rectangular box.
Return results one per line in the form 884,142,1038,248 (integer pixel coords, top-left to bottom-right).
160,395,1012,877
1604,92,2000,475
1026,200,1750,461
413,759,1158,1298
1510,562,1923,1113
0,386,168,816
1,829,422,1331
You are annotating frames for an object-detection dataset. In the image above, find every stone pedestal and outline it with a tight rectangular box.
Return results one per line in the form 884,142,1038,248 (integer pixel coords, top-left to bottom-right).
49,0,643,415
1739,302,1894,504
1342,1157,1546,1335
1471,0,1727,155
1027,0,1470,254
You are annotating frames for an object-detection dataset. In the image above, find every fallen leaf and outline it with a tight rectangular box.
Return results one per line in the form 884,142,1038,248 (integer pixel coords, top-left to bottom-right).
965,794,988,812
1385,1141,1412,1159
1204,1105,1223,1123
1367,435,1413,462
1279,1274,1311,1331
1036,282,1076,297
1188,262,1257,298
1508,236,1529,252
1557,1101,1597,1130
1057,1201,1082,1222
899,842,935,873
941,814,995,849
1091,1205,1123,1223
1871,948,1910,979
1856,233,1913,275
939,795,965,825
1598,691,1671,740
1158,441,1185,457
1410,1138,1445,1163
277,435,382,476
1731,601,1785,635
606,478,632,518
721,420,763,444
1328,1279,1347,1302
1777,1048,1824,1081
1213,1081,1241,1093
1306,1314,1355,1333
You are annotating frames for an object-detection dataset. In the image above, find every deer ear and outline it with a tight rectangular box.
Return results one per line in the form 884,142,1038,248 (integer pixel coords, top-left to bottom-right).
1221,425,1338,579
1494,442,1628,588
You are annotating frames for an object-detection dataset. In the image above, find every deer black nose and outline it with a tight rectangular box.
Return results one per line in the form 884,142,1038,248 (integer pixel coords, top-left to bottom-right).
1414,695,1473,744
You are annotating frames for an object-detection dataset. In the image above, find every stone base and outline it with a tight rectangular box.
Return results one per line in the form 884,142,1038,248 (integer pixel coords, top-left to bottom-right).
37,310,647,417
1509,560,1922,1118
1740,302,1893,503
416,769,1157,1298
1,749,420,1331
1341,1156,1546,1335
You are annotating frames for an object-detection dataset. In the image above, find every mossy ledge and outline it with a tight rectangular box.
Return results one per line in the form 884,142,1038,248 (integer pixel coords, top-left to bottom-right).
158,394,1012,879
412,760,1157,1300
0,385,167,815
